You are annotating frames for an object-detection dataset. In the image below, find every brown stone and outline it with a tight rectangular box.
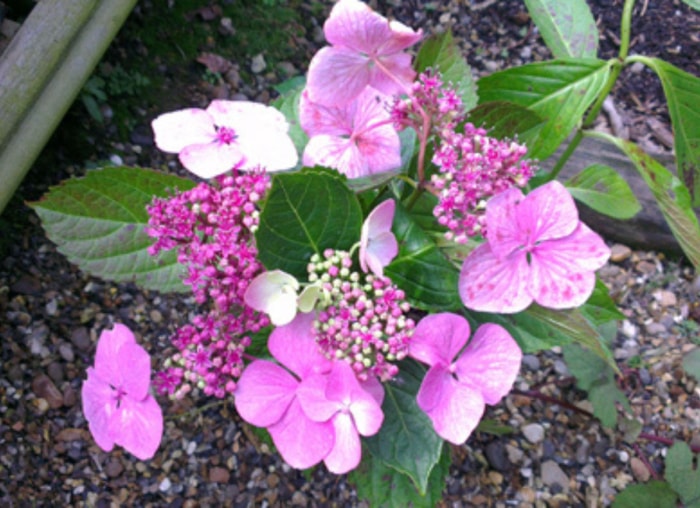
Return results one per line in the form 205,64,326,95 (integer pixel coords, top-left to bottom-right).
31,374,63,409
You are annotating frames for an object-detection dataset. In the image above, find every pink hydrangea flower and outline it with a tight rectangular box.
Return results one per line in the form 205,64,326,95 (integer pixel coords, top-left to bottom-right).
81,324,163,460
244,270,300,326
234,313,335,469
306,0,422,107
409,313,521,445
359,199,398,277
300,88,401,179
297,360,384,474
459,181,611,313
151,100,298,178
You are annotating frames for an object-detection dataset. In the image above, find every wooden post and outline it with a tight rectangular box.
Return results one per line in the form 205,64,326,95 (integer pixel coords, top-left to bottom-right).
0,0,138,214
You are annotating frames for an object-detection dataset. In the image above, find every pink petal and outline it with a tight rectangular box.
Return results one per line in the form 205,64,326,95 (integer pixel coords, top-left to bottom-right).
516,181,579,243
234,360,298,427
323,0,392,54
323,412,362,474
297,372,342,423
303,135,360,175
268,398,335,469
94,325,150,402
528,256,597,309
381,20,423,54
299,89,353,137
547,222,611,272
268,312,333,379
368,52,416,96
179,142,244,179
416,366,485,445
484,187,526,260
306,46,371,106
409,313,471,368
360,375,385,406
81,369,116,452
459,243,533,314
326,362,383,436
360,199,398,276
236,130,298,172
151,108,216,153
111,395,163,461
454,324,522,405
244,270,299,326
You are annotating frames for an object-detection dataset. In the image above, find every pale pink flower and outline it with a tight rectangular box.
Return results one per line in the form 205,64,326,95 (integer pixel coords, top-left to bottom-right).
409,313,521,445
300,88,401,179
234,313,335,469
359,199,398,277
81,324,163,460
151,100,297,178
244,270,300,326
459,181,610,313
297,361,384,474
306,0,422,106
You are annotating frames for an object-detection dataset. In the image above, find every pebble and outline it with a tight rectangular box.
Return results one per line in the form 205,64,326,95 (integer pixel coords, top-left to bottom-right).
159,477,172,492
105,458,124,478
575,440,590,465
553,360,570,376
70,327,92,351
610,244,632,262
522,423,545,444
541,460,570,493
58,343,75,363
31,374,63,409
505,444,524,463
653,289,677,307
630,457,650,482
250,54,266,74
522,354,541,371
209,467,230,483
485,441,510,472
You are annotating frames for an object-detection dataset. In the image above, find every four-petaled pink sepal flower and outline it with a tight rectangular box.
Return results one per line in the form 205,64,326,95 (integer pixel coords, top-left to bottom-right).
360,199,398,277
409,313,521,445
81,324,163,460
300,88,401,179
306,0,422,107
459,181,611,313
234,313,335,469
297,361,384,474
151,100,298,178
244,270,300,326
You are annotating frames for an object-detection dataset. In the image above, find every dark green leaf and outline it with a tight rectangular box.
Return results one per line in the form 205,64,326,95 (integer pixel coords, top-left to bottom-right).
415,30,478,111
524,0,598,58
255,167,363,278
612,480,678,508
579,279,625,326
30,167,196,293
681,0,700,9
384,202,461,311
350,445,450,507
566,163,641,219
478,58,611,159
476,419,515,436
589,132,700,270
633,57,700,205
665,441,700,508
682,348,700,381
466,101,544,145
364,359,444,495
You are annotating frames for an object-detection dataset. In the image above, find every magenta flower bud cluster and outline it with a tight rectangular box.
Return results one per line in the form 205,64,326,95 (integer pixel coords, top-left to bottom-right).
431,123,535,243
307,248,415,382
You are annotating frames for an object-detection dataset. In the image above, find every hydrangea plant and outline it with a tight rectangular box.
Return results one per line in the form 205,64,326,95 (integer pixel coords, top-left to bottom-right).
31,0,700,504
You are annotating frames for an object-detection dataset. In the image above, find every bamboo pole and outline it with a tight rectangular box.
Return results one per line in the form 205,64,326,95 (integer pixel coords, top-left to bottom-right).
0,0,138,214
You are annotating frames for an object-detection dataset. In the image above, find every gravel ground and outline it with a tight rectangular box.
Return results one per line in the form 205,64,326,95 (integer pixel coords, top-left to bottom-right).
1,1,700,506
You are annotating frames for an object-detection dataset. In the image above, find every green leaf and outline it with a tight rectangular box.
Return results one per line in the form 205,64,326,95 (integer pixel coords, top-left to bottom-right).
565,164,642,219
579,279,625,326
478,58,611,159
255,167,363,278
415,29,478,111
589,132,700,271
632,57,700,205
30,167,196,293
524,0,598,58
476,419,515,436
271,78,308,164
682,348,700,381
364,359,444,495
351,446,450,507
665,441,700,508
681,0,700,9
466,101,544,144
612,480,678,508
384,202,461,311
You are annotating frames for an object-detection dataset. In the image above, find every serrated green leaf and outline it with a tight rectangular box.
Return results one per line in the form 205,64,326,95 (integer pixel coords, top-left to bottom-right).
415,30,478,111
364,359,444,495
579,279,625,326
665,441,700,507
682,348,700,381
30,166,196,293
478,58,611,159
612,480,678,508
589,132,700,270
350,445,450,507
682,0,700,9
524,0,598,58
255,167,363,278
632,57,700,205
466,101,544,145
384,202,461,311
588,379,629,428
271,78,308,164
566,163,641,219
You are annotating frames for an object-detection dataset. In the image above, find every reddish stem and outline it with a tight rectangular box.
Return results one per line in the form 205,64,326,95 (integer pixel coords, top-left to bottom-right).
632,442,660,481
638,433,700,454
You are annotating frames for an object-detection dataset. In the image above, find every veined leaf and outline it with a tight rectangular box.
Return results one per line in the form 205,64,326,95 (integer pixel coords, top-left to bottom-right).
589,132,700,270
415,29,478,111
30,166,195,293
478,58,612,159
566,163,641,219
364,359,444,495
524,0,598,58
612,481,678,508
630,57,700,205
665,441,700,508
255,167,363,278
466,101,544,145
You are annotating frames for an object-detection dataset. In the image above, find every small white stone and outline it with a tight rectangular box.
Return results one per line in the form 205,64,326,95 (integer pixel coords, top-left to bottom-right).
522,423,545,444
251,53,266,74
159,477,172,492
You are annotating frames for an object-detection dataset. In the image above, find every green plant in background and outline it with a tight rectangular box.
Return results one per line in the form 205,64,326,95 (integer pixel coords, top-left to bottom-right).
79,64,150,124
